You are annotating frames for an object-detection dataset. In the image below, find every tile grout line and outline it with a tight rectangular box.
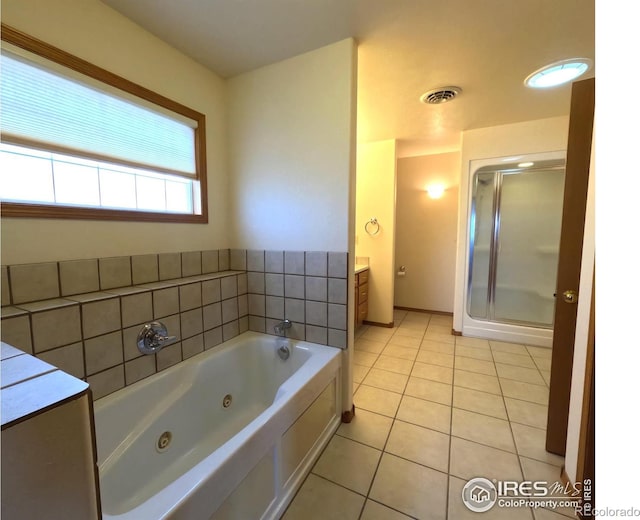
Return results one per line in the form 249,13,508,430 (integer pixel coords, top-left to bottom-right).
355,315,400,520
357,311,431,520
444,330,457,520
488,340,537,520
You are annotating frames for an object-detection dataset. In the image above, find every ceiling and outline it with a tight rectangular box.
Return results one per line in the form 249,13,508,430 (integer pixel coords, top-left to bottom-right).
101,0,595,157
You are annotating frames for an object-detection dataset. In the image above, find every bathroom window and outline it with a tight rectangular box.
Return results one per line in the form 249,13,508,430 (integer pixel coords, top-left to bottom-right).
0,25,208,223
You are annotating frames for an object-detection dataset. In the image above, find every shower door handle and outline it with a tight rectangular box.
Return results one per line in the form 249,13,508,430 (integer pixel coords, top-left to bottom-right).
562,290,578,304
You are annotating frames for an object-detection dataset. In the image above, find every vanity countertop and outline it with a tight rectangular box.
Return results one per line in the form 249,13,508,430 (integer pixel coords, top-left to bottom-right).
355,264,370,274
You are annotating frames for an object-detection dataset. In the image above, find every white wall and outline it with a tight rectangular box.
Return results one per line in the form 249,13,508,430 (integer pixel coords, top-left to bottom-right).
452,116,570,332
227,39,357,253
227,38,358,415
355,140,397,325
0,0,229,265
394,152,460,313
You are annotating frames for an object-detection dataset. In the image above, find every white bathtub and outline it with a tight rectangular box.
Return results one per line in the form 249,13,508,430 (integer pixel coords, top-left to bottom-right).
94,331,342,520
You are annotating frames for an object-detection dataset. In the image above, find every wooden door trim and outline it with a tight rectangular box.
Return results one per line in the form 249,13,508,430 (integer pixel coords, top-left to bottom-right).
546,77,595,455
576,274,595,514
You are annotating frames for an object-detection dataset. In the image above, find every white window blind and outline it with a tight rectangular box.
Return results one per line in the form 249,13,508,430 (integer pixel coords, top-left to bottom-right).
1,50,198,178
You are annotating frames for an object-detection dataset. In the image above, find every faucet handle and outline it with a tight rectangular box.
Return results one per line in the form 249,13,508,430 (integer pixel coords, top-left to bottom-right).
137,321,178,355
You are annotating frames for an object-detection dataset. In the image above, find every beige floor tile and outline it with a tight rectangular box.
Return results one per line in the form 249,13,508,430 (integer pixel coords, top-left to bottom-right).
355,324,369,338
403,312,430,322
492,350,537,368
500,379,550,405
353,363,370,384
456,336,491,349
411,361,453,384
452,408,515,452
383,345,419,361
449,437,523,482
404,377,452,406
426,324,451,335
397,320,427,332
496,363,546,385
392,328,425,340
455,356,497,376
389,334,422,348
520,457,580,518
355,339,387,354
511,423,565,467
505,398,548,429
420,340,455,354
453,386,507,420
449,476,534,520
354,385,402,417
540,370,551,386
423,331,455,344
526,345,553,359
353,383,360,394
283,473,365,520
429,317,452,328
396,395,451,434
415,350,454,368
369,453,448,520
354,351,379,367
519,456,564,487
373,355,414,375
489,340,529,354
533,356,552,371
455,345,493,361
360,500,414,520
312,435,381,495
385,420,450,472
362,368,409,393
337,408,393,450
362,328,395,341
454,369,502,395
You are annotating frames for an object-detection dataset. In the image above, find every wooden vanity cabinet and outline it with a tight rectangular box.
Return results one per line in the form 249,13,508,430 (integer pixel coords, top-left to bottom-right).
355,269,369,328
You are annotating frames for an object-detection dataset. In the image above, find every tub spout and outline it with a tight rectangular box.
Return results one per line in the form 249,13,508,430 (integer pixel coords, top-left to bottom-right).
274,319,292,336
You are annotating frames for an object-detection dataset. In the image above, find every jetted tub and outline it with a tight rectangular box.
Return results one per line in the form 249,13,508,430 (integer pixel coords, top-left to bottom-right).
94,331,342,520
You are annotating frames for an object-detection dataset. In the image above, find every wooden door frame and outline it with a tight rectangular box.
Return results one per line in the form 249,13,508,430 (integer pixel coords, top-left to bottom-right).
576,276,595,516
546,78,595,455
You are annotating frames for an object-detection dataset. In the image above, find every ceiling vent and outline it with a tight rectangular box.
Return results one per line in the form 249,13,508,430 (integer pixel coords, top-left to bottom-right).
420,86,462,104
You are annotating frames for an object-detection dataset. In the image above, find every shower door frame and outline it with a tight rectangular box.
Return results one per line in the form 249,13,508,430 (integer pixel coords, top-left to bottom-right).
462,150,567,347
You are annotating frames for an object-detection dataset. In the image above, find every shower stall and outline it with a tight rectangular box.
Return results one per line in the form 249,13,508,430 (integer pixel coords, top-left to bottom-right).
463,152,566,347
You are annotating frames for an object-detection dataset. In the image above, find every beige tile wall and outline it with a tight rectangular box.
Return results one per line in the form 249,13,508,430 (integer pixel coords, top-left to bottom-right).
0,248,348,400
243,250,349,349
1,250,247,400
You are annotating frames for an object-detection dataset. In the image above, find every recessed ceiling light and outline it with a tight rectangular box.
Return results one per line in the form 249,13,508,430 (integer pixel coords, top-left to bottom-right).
518,162,534,168
525,58,592,89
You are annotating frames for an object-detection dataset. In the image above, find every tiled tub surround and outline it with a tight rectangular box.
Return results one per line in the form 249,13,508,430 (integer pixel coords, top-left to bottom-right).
244,250,349,350
0,249,349,399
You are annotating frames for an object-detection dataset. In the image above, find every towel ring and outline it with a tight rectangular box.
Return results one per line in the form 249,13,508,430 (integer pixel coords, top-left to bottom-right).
365,218,380,236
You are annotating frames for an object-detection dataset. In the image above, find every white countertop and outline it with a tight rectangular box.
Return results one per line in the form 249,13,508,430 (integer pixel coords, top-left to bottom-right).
355,264,369,274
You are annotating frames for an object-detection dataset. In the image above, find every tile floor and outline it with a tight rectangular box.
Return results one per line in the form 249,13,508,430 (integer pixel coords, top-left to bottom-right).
282,310,577,520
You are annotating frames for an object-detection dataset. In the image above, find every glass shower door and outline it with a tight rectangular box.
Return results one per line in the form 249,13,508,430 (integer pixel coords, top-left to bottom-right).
493,168,565,326
467,159,565,328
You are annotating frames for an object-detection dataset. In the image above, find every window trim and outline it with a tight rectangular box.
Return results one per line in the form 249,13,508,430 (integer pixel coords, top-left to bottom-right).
0,24,208,223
